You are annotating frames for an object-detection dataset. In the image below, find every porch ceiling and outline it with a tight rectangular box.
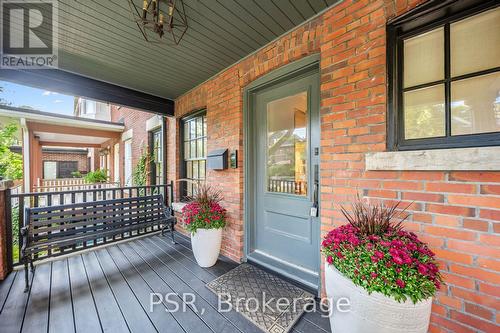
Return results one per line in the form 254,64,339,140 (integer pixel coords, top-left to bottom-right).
48,0,339,99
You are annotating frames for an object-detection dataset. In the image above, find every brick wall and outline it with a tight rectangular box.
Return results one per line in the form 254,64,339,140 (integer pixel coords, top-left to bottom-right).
100,106,158,185
172,1,499,332
41,150,89,173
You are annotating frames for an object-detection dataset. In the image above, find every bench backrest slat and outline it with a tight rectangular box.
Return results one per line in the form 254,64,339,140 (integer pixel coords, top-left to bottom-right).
25,194,170,251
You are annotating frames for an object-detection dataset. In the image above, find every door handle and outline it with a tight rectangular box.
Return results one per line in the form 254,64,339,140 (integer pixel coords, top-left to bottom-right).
310,164,319,217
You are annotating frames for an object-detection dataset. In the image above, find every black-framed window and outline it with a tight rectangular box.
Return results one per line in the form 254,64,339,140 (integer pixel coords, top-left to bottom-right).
43,161,78,179
387,1,500,150
181,111,207,198
150,128,163,185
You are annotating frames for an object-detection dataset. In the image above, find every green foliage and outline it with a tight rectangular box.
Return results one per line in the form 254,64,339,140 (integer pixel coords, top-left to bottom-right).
132,151,150,186
85,169,108,183
0,123,23,180
71,171,82,178
11,206,19,262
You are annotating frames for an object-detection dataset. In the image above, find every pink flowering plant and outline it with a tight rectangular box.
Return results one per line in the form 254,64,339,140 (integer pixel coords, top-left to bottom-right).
322,199,443,303
181,183,227,234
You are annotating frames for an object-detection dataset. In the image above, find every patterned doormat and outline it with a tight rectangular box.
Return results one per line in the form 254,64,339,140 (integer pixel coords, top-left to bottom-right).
206,263,315,333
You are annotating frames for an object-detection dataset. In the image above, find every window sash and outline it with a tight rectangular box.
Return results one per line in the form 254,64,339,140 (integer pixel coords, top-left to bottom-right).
388,1,500,150
181,112,207,198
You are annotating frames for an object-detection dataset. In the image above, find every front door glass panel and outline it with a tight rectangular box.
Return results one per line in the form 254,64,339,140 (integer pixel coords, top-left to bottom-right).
266,91,308,196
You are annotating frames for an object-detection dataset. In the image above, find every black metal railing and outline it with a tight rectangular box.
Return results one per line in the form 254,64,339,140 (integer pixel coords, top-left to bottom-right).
268,179,307,195
6,182,174,266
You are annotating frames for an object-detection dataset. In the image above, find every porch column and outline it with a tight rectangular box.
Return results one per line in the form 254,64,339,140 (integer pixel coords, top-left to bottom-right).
0,180,14,280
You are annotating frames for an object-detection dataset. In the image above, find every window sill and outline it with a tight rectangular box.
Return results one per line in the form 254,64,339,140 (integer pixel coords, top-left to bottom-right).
172,202,188,213
365,146,500,171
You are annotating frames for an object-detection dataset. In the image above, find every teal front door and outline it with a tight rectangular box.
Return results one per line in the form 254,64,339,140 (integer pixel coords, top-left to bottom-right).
247,67,320,291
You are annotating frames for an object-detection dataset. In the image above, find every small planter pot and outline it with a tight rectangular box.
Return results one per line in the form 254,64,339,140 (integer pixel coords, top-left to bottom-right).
325,263,432,333
191,228,223,267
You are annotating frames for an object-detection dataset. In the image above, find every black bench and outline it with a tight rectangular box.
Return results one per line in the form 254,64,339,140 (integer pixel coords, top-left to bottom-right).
21,194,176,291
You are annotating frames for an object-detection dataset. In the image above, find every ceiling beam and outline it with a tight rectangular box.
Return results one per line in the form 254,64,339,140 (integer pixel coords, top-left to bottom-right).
28,122,121,139
0,69,175,116
39,141,103,148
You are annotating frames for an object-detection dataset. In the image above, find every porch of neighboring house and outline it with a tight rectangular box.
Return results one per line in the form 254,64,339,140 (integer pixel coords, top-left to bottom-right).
0,106,125,192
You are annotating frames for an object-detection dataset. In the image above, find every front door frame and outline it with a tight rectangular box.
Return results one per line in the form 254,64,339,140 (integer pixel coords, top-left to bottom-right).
243,54,321,295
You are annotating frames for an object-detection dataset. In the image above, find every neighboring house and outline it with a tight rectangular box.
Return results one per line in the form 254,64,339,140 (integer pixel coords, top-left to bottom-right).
75,98,166,186
0,99,166,191
10,145,89,179
0,105,124,192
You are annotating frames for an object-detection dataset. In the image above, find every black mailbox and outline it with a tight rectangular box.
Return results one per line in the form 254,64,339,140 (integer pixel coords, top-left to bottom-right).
207,149,228,170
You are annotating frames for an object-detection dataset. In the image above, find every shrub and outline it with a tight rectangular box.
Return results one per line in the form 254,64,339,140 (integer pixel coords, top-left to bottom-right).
71,171,82,178
181,184,227,234
85,169,108,183
132,151,150,186
322,199,443,303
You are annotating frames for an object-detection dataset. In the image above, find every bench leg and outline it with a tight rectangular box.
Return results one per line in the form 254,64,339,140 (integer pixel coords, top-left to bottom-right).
170,221,176,244
24,261,29,293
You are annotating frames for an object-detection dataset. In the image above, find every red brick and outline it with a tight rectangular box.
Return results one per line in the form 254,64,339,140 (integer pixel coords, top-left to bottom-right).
477,258,500,271
426,204,475,217
465,302,494,321
400,171,445,181
450,311,499,333
448,195,500,209
479,234,500,247
447,239,498,258
450,172,500,183
481,184,500,195
463,219,489,232
430,314,475,333
402,192,444,202
480,209,500,221
479,282,500,298
424,226,476,241
382,181,422,191
433,249,473,265
437,294,462,309
450,264,500,284
426,182,477,194
442,272,475,290
365,189,398,199
452,287,500,311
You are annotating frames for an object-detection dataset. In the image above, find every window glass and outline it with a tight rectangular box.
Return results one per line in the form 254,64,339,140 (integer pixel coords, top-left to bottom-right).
404,85,445,139
267,92,308,196
182,113,207,198
151,129,163,185
451,8,500,77
451,72,500,135
394,6,500,148
404,28,444,88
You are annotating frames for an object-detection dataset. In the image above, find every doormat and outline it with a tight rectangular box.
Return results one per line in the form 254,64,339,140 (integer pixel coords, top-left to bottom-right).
206,263,315,333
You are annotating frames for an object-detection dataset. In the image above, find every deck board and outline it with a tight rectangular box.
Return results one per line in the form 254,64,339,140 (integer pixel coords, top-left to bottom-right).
82,251,130,332
0,232,331,333
21,264,50,333
67,255,102,333
49,259,75,333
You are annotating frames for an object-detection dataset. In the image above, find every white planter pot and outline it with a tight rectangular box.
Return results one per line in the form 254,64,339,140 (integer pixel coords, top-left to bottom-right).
324,263,432,333
191,228,223,267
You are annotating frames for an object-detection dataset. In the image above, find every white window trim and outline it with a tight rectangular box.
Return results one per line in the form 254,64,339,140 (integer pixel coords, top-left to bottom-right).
366,146,500,171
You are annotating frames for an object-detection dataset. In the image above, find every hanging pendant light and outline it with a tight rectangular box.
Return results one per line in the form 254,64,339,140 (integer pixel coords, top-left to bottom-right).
128,0,188,45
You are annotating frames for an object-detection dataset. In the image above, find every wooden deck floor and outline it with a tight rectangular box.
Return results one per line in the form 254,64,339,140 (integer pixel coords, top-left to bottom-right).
0,232,331,333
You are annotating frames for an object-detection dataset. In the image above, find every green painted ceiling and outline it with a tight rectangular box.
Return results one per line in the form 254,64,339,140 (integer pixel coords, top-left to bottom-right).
53,0,340,100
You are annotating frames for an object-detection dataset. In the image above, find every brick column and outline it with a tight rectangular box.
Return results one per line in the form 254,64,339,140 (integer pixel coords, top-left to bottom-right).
0,180,14,280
